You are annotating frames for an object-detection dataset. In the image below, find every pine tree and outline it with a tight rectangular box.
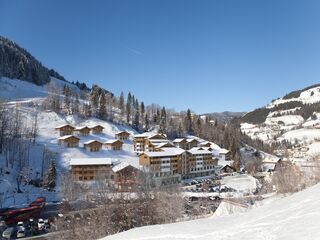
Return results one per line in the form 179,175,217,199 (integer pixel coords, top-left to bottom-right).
63,85,71,114
73,93,80,114
45,160,56,189
133,110,140,131
118,92,125,115
90,85,99,116
98,91,107,119
160,107,167,133
126,92,132,123
184,109,193,134
144,113,149,131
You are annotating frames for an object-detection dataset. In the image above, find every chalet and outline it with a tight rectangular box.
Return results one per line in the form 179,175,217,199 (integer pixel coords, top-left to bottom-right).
186,138,199,150
90,125,104,134
55,124,75,136
173,138,188,150
112,162,141,191
199,141,212,148
133,133,168,152
84,140,103,152
219,164,236,174
105,139,123,150
219,148,231,161
186,147,217,178
70,158,112,181
74,126,91,136
58,135,80,148
115,131,130,141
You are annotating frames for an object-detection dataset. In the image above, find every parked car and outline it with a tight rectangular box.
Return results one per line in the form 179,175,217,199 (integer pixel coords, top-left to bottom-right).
16,228,26,238
2,227,15,239
38,218,45,230
17,221,24,230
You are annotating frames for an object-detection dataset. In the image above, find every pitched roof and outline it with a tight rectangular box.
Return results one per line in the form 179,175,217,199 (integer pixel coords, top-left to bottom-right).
141,147,185,157
116,131,130,135
55,124,75,130
75,126,90,131
173,138,186,143
105,139,123,145
186,138,199,143
188,147,212,155
84,140,103,145
70,158,112,166
219,148,230,154
58,135,79,140
112,162,138,173
90,125,104,129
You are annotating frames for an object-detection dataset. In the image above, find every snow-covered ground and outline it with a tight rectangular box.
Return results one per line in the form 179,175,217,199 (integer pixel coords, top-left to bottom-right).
103,183,320,240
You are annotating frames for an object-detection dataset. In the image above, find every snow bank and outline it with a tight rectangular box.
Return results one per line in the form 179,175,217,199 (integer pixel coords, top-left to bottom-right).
102,183,320,240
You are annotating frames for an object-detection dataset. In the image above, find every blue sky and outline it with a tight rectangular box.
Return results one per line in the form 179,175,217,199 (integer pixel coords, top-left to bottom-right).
1,0,320,113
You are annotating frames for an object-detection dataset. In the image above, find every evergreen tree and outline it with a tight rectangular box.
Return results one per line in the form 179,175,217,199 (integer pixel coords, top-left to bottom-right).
98,91,107,119
63,85,71,114
90,85,99,116
160,107,167,132
144,113,149,131
126,92,132,123
118,92,125,115
184,109,193,134
45,160,56,189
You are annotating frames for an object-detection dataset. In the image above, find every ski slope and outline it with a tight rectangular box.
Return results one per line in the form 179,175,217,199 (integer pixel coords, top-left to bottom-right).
103,183,320,240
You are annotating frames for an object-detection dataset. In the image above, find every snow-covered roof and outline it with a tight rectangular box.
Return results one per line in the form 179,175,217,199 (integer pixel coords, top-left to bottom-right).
186,138,199,143
55,124,74,129
188,147,212,155
75,126,90,130
141,147,185,157
219,148,230,154
173,138,186,143
84,140,103,145
58,135,79,140
112,162,137,173
105,139,123,144
155,142,175,148
70,158,112,166
116,131,130,135
90,124,104,129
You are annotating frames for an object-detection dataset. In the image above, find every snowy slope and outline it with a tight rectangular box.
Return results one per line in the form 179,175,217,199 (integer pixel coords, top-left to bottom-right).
103,183,320,240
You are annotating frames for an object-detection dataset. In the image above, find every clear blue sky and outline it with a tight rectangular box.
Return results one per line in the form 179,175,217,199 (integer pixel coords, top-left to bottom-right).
1,0,320,113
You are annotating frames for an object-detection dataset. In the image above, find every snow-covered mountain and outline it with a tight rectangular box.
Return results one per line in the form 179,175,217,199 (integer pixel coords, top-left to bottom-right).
102,182,320,240
240,83,320,159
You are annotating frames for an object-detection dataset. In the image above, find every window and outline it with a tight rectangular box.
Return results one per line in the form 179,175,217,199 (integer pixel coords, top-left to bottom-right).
90,176,94,180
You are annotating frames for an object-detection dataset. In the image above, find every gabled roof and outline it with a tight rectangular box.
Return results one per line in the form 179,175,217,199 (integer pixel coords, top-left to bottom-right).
105,139,123,145
74,126,90,131
141,147,185,157
90,124,104,129
186,138,199,143
84,140,103,145
112,162,138,173
188,147,212,155
155,142,175,149
173,138,186,143
55,124,75,130
116,131,130,136
70,158,112,166
58,135,80,140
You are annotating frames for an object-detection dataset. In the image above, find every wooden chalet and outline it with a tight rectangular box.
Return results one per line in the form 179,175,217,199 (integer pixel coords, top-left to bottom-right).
70,158,112,181
55,124,75,136
112,162,141,191
58,135,80,148
105,139,123,150
74,126,91,136
84,140,103,152
90,125,104,134
115,131,130,141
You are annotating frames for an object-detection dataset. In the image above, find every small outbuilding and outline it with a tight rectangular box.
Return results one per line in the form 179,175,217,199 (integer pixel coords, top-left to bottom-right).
74,126,91,136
